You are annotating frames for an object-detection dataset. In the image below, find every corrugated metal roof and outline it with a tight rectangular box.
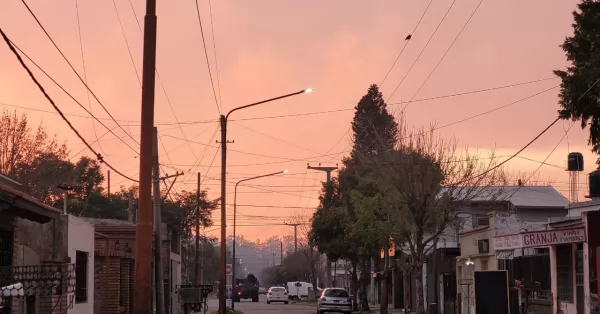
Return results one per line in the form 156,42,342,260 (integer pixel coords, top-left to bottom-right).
0,182,59,213
446,185,568,208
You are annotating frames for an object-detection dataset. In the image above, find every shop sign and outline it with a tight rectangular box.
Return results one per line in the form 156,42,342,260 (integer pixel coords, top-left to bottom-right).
521,228,585,248
493,228,586,250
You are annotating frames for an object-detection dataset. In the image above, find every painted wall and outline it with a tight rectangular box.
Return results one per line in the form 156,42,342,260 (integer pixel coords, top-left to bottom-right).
67,215,95,314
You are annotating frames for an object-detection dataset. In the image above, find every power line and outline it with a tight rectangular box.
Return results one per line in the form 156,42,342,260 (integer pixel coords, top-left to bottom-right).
0,28,138,182
111,0,142,86
19,0,137,146
0,77,557,126
75,0,106,156
194,0,221,115
380,0,433,87
402,0,485,111
124,0,200,161
387,0,457,101
207,0,223,107
5,38,139,155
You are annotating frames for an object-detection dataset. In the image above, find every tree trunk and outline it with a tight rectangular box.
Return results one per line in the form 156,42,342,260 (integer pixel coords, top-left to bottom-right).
403,269,410,313
351,262,358,310
415,268,425,313
360,262,370,311
380,246,389,314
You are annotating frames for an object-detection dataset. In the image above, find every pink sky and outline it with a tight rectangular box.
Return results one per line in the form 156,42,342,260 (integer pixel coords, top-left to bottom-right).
0,0,590,240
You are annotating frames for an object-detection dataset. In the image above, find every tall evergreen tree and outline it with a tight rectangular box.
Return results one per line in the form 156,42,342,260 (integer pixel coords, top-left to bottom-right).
554,0,600,162
350,84,398,158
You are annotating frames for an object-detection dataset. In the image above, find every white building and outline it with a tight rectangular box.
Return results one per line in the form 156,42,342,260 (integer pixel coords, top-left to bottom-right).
66,215,95,314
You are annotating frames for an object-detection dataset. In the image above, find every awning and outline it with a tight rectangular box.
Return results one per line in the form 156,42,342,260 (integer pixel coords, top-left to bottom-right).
0,183,60,223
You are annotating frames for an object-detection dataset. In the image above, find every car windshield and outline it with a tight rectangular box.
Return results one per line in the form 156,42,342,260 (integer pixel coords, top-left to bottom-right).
271,287,285,292
324,289,349,298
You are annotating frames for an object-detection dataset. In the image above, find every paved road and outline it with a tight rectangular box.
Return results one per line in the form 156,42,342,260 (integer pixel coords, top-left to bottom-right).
205,295,316,314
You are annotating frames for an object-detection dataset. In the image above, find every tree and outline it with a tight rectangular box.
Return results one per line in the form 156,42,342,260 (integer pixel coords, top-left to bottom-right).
163,190,216,240
554,0,600,162
351,124,507,313
346,84,398,313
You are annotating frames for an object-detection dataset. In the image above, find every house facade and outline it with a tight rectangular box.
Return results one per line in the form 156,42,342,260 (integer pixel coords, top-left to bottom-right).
0,175,75,314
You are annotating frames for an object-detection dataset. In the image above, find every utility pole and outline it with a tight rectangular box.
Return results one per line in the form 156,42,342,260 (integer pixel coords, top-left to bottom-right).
128,190,134,223
307,163,338,287
284,222,300,253
57,184,74,215
107,170,111,197
152,127,165,314
195,172,201,285
280,241,283,265
272,252,275,267
132,0,157,311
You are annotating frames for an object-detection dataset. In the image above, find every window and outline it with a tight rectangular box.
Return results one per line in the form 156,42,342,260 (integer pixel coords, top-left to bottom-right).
481,259,489,271
472,215,489,228
478,239,490,254
324,289,349,298
556,244,573,302
75,251,88,303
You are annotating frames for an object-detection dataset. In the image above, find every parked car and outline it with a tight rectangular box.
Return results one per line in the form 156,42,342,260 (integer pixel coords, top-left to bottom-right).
317,288,351,314
266,286,289,304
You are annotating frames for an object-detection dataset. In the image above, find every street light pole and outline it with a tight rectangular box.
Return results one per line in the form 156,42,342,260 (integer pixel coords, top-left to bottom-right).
232,170,287,310
217,88,312,313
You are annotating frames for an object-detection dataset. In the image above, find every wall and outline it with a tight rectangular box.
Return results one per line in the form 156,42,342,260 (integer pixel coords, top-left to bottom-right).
14,215,68,265
67,215,95,314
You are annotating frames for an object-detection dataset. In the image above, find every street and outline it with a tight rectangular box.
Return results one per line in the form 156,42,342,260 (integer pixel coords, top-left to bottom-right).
206,295,316,314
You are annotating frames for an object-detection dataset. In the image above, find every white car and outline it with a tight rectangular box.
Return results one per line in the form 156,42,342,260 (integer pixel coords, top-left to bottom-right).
266,286,289,304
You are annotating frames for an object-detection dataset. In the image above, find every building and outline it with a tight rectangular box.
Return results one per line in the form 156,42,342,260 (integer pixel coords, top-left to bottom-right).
434,185,568,314
85,218,181,314
66,215,95,314
0,175,75,314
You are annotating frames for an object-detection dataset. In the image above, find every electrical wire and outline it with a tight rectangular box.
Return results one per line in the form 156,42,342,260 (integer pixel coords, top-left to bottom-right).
460,79,600,184
75,0,106,156
194,0,221,115
111,0,142,86
387,0,457,101
380,0,433,87
0,28,138,182
231,121,323,155
20,0,138,145
5,39,140,155
402,0,485,111
125,0,200,160
207,0,223,107
0,77,557,126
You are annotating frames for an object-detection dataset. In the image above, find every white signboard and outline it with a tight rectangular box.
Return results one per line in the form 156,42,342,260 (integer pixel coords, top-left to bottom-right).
493,234,523,251
521,228,585,248
493,228,586,251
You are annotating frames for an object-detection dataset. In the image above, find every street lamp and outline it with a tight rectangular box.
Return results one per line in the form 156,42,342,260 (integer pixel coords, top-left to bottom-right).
231,170,287,310
218,89,311,313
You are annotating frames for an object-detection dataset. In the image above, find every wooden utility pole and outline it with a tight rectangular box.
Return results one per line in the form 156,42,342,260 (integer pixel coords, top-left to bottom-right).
195,172,201,285
132,0,157,311
107,170,111,197
128,190,134,223
152,127,165,314
307,163,338,287
280,241,283,264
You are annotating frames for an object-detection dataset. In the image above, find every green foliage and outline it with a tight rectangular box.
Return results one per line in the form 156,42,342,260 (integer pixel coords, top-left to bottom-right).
554,0,600,162
350,84,398,159
163,190,217,239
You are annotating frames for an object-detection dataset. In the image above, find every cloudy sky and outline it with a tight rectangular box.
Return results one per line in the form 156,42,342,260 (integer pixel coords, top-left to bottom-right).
0,0,589,240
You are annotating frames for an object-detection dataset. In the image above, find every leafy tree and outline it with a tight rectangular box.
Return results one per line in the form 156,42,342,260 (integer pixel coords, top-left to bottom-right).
554,0,600,162
163,190,216,240
352,124,507,313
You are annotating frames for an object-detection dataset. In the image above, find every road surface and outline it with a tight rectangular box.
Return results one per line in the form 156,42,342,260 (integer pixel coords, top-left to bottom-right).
205,295,316,314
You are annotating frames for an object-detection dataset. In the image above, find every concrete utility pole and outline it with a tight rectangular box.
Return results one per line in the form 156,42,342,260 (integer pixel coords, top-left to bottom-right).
195,172,201,285
133,0,157,311
307,163,338,287
57,184,75,215
107,170,111,197
152,127,165,314
284,222,300,253
280,241,283,264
